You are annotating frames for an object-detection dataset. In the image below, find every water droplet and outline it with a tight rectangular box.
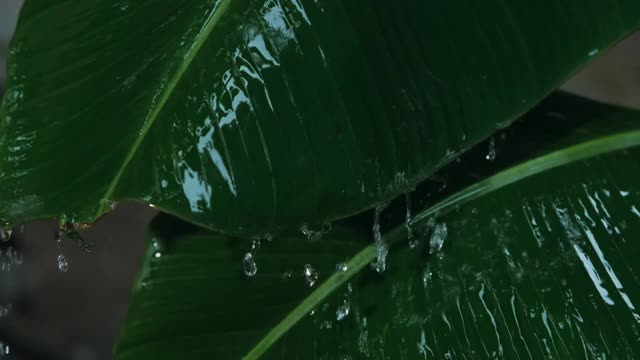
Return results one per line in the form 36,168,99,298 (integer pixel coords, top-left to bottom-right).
243,252,257,277
304,264,318,287
282,270,293,279
406,194,418,248
372,205,388,273
54,229,63,246
161,179,168,188
0,304,11,318
0,228,11,243
336,300,350,321
57,254,69,272
422,265,433,288
485,138,496,161
320,320,333,329
429,222,448,255
151,237,164,260
0,341,9,356
9,248,23,265
336,262,348,272
300,223,332,241
471,207,479,215
588,48,599,57
251,239,261,252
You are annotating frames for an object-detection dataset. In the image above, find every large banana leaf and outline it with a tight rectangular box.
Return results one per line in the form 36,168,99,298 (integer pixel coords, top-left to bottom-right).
114,94,640,358
2,1,640,235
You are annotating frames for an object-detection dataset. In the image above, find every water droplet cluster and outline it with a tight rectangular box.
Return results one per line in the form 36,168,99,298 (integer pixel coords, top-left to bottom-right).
304,264,318,287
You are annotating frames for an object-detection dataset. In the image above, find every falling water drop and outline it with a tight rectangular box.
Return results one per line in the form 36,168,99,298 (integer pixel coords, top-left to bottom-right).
336,262,348,272
300,224,313,239
319,320,333,329
300,223,332,241
486,138,496,161
0,341,9,356
251,239,261,252
54,229,63,246
54,229,69,272
0,228,11,243
242,236,268,278
0,251,9,270
406,194,418,248
152,245,162,258
372,205,388,273
57,254,69,272
429,222,448,255
336,300,351,321
243,252,257,277
151,237,164,260
0,304,11,318
304,264,318,287
422,265,433,288
9,248,23,265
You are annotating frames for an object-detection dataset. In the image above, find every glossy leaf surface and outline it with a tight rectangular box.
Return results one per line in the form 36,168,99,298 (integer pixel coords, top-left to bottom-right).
115,95,640,358
2,1,640,235
273,147,640,359
115,214,367,359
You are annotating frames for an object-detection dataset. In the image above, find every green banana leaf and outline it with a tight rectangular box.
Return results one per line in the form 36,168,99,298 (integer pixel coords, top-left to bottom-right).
114,94,640,359
2,0,640,236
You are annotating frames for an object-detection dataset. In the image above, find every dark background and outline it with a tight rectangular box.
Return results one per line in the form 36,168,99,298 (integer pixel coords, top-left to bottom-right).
0,1,639,359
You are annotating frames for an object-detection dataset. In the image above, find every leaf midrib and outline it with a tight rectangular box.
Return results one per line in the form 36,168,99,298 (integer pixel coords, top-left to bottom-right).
96,0,232,216
243,128,640,359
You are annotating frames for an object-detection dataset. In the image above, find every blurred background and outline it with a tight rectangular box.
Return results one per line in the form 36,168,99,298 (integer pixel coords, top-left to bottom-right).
0,1,639,359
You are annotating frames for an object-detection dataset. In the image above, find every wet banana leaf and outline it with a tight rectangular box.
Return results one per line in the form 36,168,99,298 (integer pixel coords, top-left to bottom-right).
2,0,640,235
115,214,367,359
115,94,640,359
